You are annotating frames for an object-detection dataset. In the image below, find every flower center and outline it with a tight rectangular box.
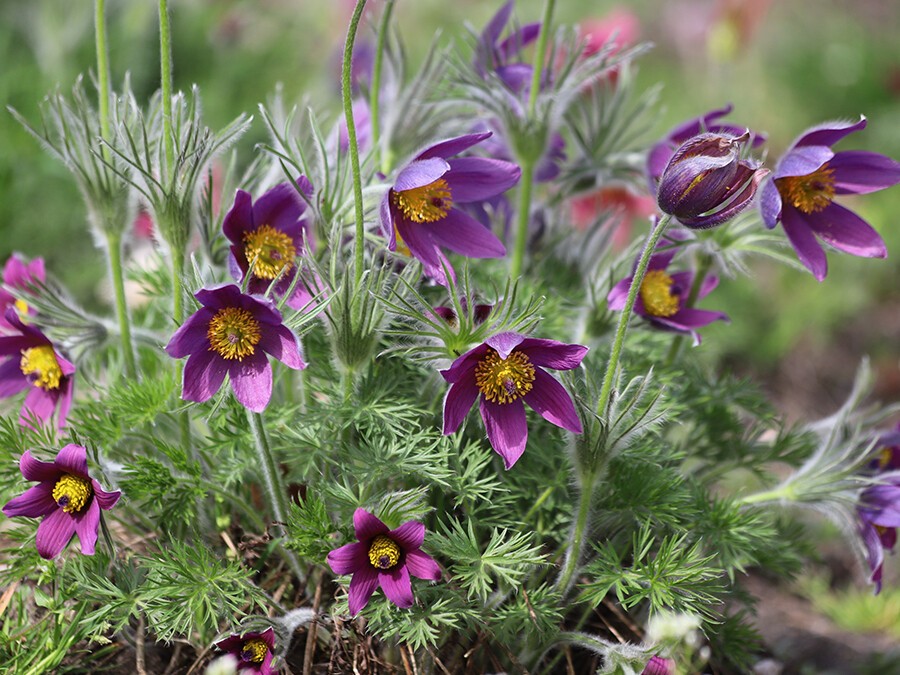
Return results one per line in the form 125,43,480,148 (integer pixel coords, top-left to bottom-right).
367,534,401,570
20,346,63,390
639,270,680,318
775,162,836,214
240,638,268,664
393,225,411,257
52,474,92,514
242,224,297,280
207,307,262,360
878,447,894,470
14,298,30,314
474,348,536,405
392,178,453,223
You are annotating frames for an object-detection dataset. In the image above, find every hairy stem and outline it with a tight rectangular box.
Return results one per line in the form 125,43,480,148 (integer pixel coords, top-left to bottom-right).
509,161,535,279
554,470,595,594
370,0,394,173
527,0,556,118
343,0,369,287
94,0,112,159
106,232,137,378
158,0,175,174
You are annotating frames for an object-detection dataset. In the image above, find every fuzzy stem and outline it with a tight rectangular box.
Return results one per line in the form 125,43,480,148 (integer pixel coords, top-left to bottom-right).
664,252,713,365
509,160,536,279
739,484,795,506
342,0,368,287
94,0,112,159
158,0,175,174
555,470,595,594
370,0,394,173
106,232,137,378
527,0,556,118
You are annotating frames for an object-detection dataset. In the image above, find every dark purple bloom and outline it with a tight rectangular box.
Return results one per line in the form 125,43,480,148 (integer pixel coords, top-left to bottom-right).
326,508,441,616
0,309,75,429
642,656,675,675
223,178,317,310
474,0,542,94
214,627,276,675
607,235,728,345
657,132,769,229
380,132,520,285
872,424,900,472
441,332,587,469
2,444,120,559
759,117,900,281
165,284,305,413
857,472,900,593
433,299,493,329
0,253,45,331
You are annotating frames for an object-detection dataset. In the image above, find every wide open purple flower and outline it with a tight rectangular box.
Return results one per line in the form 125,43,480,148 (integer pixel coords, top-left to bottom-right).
326,508,441,616
165,284,305,413
759,117,900,281
0,253,45,331
441,332,587,469
857,472,900,593
474,0,542,94
607,234,728,345
2,444,120,559
0,309,74,429
223,178,317,310
214,627,276,675
380,132,520,285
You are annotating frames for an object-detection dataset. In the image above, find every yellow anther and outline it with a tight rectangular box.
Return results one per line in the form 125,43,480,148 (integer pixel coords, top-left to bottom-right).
392,178,453,223
368,535,401,570
776,162,836,214
207,307,261,360
243,225,297,280
639,270,680,318
52,474,92,514
240,638,268,664
20,346,63,390
474,348,536,405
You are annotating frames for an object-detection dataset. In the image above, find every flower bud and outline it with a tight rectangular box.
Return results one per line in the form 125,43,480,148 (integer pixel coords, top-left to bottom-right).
657,132,768,229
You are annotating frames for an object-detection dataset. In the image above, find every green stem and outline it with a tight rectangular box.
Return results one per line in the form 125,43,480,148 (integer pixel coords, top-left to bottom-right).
527,0,556,118
370,0,394,173
509,161,535,279
106,232,137,378
555,470,595,594
664,252,713,365
739,484,794,506
158,0,175,174
342,0,368,287
94,0,112,160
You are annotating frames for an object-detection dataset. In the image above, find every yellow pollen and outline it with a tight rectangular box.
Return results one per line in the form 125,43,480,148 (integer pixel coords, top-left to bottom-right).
639,270,680,318
878,447,893,470
240,638,268,664
368,535,401,570
393,226,411,257
20,346,63,390
207,307,261,360
242,224,296,280
392,178,453,223
474,348,536,405
14,298,30,314
876,525,891,538
776,162,836,214
52,474,92,514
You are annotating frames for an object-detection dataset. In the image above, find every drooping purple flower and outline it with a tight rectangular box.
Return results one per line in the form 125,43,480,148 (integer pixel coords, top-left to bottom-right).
857,471,900,593
441,332,587,469
0,253,45,331
607,233,728,345
2,444,120,559
0,309,74,429
759,117,900,281
642,656,676,675
657,132,769,229
214,627,276,675
326,508,441,616
871,424,900,472
474,0,542,94
380,132,520,285
164,284,306,413
223,178,318,310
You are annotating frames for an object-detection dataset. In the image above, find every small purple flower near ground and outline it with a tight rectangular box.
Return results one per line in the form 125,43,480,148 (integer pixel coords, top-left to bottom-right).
441,332,587,469
326,508,441,616
380,132,520,285
214,627,276,674
607,235,728,345
2,444,120,559
0,253,45,331
642,655,676,675
165,284,306,412
857,471,900,593
0,308,75,429
759,117,900,281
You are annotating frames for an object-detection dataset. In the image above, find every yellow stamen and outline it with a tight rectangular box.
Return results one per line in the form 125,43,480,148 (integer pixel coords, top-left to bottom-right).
392,178,453,223
52,474,92,514
775,162,836,214
368,534,401,570
393,226,411,257
14,298,30,315
207,307,261,360
474,348,536,405
240,638,268,664
878,447,893,470
242,225,297,280
639,270,680,318
20,346,63,390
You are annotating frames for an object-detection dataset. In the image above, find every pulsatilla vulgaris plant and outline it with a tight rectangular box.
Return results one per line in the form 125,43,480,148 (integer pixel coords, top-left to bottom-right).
3,1,900,674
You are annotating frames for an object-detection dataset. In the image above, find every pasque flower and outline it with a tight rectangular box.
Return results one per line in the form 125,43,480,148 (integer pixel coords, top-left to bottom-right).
380,132,520,285
0,309,74,429
327,508,441,616
642,656,676,675
1,253,45,331
857,472,900,593
657,131,768,229
441,332,587,469
2,444,120,559
474,0,542,94
214,627,276,675
759,117,900,281
165,284,305,412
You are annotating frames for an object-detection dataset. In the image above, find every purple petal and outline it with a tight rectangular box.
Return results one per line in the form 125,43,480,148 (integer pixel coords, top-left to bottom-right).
73,499,100,555
390,521,425,550
222,189,255,244
481,1,513,46
759,178,782,229
0,358,29,397
194,284,247,311
405,549,441,581
93,482,121,510
182,349,228,404
443,372,479,435
667,104,734,145
327,541,368,575
607,276,633,311
55,444,89,477
497,23,541,61
0,334,42,357
830,151,900,195
794,116,866,149
252,181,309,235
517,339,588,371
258,325,305,370
523,368,582,433
394,218,440,269
165,308,214,359
480,399,528,470
35,508,75,559
660,307,729,330
417,132,492,161
781,206,828,281
496,63,534,93
380,195,395,243
441,344,488,384
22,387,58,427
444,158,521,203
229,351,272,413
2,483,57,518
394,158,450,192
19,450,59,482
485,332,526,360
421,209,506,258
773,145,834,180
258,627,276,649
55,379,73,430
353,508,389,541
379,565,413,608
805,202,887,259
860,520,885,591
348,565,379,616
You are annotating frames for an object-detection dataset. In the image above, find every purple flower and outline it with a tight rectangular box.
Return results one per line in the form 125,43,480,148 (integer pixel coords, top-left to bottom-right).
165,284,306,412
759,117,900,281
223,178,317,310
857,472,900,593
441,332,587,469
0,253,45,331
657,132,769,229
607,234,728,345
0,309,75,429
380,132,520,285
214,627,276,675
433,299,493,329
2,444,120,559
642,656,676,675
326,508,441,616
872,424,900,472
474,0,542,94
